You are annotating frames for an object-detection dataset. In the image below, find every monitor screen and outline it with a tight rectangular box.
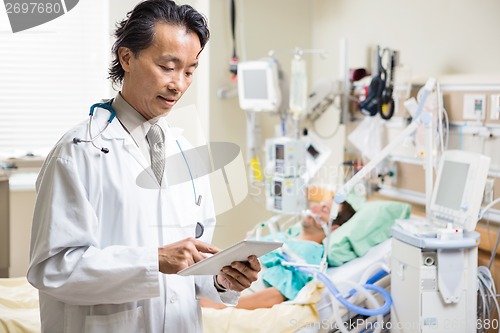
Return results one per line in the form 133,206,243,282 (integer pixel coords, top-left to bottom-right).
237,60,281,112
242,69,268,99
307,144,320,159
274,181,282,197
275,144,284,160
434,160,469,210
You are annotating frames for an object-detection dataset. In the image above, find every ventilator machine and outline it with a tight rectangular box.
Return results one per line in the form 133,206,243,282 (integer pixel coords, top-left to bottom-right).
391,149,490,333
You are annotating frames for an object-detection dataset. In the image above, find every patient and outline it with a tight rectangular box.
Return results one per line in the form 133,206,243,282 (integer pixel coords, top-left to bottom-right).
200,198,356,310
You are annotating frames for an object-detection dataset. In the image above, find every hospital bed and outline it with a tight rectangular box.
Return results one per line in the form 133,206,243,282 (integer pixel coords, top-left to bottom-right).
201,239,392,333
0,277,40,333
202,199,410,333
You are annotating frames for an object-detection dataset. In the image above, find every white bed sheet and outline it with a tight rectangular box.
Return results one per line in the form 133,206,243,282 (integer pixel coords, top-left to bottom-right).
328,238,392,282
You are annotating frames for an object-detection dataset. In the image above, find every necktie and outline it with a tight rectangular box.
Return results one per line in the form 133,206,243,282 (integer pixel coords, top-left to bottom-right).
147,123,165,185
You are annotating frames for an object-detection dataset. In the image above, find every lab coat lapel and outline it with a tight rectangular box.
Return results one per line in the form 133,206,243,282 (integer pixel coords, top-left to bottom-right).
101,120,159,185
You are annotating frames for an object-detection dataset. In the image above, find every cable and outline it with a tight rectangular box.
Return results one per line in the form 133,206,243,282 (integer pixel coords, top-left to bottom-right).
477,266,500,333
229,0,238,79
479,197,500,220
488,227,500,271
309,94,342,139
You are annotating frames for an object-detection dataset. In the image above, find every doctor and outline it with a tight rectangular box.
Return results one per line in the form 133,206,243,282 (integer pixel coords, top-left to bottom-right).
27,1,260,332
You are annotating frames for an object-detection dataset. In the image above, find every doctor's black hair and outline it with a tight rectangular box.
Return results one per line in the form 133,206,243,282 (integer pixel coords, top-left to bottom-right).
108,0,210,87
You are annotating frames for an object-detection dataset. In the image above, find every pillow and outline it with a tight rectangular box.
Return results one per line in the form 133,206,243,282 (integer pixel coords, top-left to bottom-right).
325,200,411,267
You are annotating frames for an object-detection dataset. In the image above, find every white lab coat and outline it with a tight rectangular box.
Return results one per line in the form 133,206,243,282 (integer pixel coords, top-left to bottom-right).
27,109,238,333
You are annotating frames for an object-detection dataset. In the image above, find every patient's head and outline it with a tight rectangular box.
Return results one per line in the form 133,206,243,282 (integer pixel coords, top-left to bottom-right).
332,201,356,229
301,198,356,235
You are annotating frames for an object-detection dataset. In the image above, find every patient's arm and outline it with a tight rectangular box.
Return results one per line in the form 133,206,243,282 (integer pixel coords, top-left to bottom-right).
200,287,286,310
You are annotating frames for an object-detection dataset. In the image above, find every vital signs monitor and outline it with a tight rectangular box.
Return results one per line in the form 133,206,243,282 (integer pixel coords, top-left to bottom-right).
237,59,282,112
429,149,490,231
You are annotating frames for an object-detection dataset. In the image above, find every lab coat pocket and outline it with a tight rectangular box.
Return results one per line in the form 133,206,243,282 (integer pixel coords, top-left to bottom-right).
83,306,146,333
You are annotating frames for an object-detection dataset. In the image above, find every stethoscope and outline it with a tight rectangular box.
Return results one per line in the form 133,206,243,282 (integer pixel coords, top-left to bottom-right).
73,100,205,238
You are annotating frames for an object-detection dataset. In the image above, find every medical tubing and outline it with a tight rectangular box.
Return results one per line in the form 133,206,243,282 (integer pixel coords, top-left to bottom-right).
297,266,392,317
329,279,383,333
175,140,198,205
413,78,436,121
359,262,390,285
347,269,389,302
366,269,388,285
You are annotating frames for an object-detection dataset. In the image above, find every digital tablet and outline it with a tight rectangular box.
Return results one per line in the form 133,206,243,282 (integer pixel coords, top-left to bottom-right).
177,240,283,276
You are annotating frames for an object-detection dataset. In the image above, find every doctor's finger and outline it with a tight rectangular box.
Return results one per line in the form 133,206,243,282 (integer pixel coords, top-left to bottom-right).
247,255,261,272
231,259,260,282
220,268,251,290
192,238,220,254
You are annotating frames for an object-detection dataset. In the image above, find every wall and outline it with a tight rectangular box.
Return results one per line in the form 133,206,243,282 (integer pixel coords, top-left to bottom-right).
9,189,36,277
310,0,500,80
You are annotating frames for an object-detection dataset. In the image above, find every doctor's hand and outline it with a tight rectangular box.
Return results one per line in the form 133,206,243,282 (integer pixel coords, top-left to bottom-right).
158,237,219,275
215,255,261,292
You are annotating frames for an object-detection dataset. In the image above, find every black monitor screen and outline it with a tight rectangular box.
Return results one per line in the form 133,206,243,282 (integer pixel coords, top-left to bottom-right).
274,181,282,197
307,144,320,159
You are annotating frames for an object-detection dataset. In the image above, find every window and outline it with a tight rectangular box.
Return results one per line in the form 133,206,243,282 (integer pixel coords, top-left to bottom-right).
0,0,109,156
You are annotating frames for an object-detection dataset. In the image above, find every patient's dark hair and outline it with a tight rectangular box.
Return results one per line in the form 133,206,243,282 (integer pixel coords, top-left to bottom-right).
332,202,356,227
109,0,210,86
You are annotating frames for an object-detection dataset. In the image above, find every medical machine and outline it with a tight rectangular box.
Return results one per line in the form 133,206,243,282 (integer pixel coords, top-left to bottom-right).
266,137,305,177
391,149,491,333
265,137,307,214
237,59,282,112
429,150,490,231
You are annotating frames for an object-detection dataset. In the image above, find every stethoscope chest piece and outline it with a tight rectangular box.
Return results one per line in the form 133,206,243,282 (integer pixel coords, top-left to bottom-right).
195,222,204,239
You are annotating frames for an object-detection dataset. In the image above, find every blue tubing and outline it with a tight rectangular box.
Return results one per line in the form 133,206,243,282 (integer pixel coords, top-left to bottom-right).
344,269,388,298
298,266,392,317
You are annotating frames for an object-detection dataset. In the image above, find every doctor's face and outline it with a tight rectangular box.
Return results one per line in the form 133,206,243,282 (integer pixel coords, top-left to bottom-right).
119,22,201,120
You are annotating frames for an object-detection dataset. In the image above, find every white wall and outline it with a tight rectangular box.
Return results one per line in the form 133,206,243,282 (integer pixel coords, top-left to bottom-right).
310,0,500,81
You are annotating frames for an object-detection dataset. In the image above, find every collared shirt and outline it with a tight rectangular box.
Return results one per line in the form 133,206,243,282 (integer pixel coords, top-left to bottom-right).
111,92,166,162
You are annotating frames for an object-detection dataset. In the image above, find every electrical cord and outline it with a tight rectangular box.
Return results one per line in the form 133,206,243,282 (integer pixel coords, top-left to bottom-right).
229,0,238,79
480,197,500,221
477,266,500,333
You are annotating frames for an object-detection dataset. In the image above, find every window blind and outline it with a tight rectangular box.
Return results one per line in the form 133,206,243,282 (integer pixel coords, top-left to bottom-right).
0,0,109,157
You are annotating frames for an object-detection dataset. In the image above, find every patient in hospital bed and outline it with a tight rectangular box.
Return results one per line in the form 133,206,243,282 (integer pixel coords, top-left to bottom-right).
200,198,356,310
200,197,410,332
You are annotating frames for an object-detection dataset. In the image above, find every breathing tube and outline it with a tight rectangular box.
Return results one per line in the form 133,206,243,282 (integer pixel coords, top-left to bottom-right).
297,266,392,317
280,248,392,317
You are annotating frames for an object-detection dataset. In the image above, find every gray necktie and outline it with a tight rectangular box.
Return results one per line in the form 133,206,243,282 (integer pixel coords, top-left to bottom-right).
147,124,165,185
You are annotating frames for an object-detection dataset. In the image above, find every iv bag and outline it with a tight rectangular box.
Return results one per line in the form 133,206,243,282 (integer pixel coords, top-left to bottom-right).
289,57,307,119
